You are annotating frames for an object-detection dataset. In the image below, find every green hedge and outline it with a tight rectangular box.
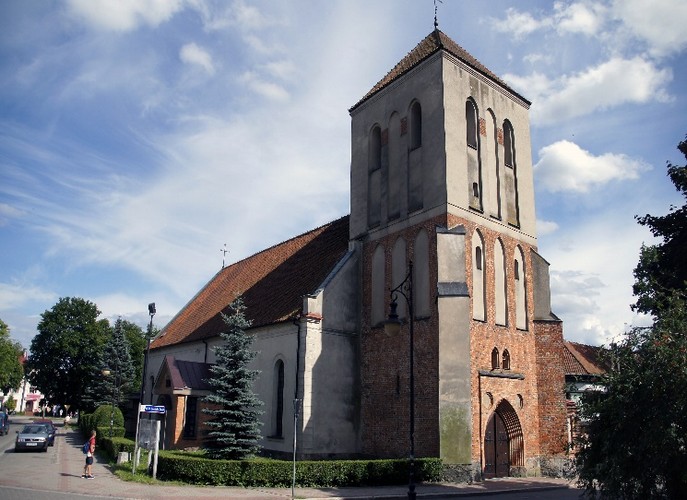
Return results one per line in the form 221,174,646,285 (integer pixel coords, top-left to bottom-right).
156,451,443,488
97,435,136,460
79,405,124,436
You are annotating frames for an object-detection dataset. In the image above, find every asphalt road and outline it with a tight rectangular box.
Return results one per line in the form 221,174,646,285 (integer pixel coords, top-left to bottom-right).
0,415,583,500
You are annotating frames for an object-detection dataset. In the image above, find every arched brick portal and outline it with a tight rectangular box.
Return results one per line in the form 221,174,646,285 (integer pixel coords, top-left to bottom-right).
484,399,524,478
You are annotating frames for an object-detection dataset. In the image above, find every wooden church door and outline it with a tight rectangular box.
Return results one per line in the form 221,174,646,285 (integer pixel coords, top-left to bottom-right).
484,411,510,478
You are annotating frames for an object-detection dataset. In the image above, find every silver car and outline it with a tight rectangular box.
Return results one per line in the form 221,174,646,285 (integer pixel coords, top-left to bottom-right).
15,424,50,452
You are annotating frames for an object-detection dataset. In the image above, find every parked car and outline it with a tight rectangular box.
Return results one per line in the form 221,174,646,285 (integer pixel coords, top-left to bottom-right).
33,420,57,446
15,424,50,452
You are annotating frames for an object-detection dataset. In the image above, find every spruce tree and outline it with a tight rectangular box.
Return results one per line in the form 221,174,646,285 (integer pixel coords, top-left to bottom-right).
203,296,263,459
83,318,135,411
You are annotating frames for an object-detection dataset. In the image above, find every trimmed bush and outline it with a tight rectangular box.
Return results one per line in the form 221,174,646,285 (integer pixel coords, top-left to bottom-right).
156,452,443,488
98,435,135,461
92,404,124,428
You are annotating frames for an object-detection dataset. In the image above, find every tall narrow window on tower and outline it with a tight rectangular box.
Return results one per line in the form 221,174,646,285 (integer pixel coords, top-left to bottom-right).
368,125,382,228
503,120,519,227
410,101,422,150
494,238,507,326
466,99,483,211
466,100,478,149
408,100,423,213
472,230,486,321
514,246,527,330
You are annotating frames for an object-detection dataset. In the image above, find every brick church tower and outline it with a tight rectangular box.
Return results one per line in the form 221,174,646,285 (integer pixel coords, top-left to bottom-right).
349,29,568,478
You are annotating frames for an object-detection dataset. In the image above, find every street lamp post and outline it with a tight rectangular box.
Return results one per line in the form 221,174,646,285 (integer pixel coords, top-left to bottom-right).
102,354,120,438
139,303,156,407
384,260,416,500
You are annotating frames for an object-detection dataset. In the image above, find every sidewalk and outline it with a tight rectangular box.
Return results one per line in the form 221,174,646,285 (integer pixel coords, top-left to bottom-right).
0,420,577,500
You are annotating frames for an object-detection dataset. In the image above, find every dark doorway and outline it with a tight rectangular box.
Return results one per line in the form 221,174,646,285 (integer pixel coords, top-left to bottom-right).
484,411,510,478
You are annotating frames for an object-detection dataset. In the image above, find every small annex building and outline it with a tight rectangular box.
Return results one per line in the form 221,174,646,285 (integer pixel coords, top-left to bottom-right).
147,28,572,479
562,341,608,454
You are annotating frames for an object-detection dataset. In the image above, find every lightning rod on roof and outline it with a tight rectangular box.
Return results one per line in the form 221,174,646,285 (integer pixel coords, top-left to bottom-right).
434,0,442,29
221,243,229,269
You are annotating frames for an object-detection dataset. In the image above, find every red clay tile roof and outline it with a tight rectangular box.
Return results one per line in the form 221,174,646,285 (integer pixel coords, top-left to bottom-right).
151,216,350,350
350,29,528,112
564,341,609,376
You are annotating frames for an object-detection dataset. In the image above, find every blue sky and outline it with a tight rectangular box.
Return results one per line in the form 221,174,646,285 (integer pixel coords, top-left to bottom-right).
1,0,686,350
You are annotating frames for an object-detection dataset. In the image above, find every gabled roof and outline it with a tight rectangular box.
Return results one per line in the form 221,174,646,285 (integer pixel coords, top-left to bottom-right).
350,29,528,112
563,341,609,377
161,355,212,391
151,216,350,350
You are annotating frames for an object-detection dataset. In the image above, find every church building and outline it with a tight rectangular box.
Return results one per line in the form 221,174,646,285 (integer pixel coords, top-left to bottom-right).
146,28,569,480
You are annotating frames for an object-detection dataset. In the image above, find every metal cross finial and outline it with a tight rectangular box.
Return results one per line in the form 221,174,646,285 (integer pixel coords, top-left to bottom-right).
220,244,228,269
434,0,442,29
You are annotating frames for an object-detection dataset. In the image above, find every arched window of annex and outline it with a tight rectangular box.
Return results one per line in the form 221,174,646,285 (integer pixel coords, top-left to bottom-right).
502,349,511,370
514,246,528,330
466,98,483,211
272,358,285,438
388,112,402,221
408,101,423,213
494,238,507,326
472,229,486,321
491,347,500,370
503,120,520,227
368,124,382,228
413,229,431,318
371,244,386,326
485,109,501,219
392,237,408,319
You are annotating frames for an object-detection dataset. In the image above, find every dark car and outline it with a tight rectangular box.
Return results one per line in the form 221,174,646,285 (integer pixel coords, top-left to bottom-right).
33,420,57,446
15,424,50,452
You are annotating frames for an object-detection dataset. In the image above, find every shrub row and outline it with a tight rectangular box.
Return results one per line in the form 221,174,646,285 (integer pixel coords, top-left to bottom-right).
97,435,135,460
157,452,443,488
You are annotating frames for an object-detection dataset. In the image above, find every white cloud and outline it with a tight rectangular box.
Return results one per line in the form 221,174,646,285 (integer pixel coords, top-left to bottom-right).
0,282,56,311
490,7,550,39
542,215,656,345
534,140,649,193
0,203,25,226
261,60,296,81
507,57,673,125
554,2,607,36
491,2,606,39
180,43,215,74
537,219,559,236
239,71,290,101
490,1,687,59
613,0,687,58
66,0,185,32
523,53,553,65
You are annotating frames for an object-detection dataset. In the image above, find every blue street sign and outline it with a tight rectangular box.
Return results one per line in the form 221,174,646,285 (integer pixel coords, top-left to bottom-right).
142,405,166,414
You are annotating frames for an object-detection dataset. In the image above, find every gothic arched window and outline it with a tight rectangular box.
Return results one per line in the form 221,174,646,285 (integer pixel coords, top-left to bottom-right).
491,348,500,370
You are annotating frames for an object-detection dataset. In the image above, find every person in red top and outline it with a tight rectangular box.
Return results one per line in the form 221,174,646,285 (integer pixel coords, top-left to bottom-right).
82,430,96,479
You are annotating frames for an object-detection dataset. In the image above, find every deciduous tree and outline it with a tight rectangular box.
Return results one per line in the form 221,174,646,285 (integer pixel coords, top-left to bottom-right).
576,136,687,499
27,297,109,410
0,319,24,394
633,135,687,317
